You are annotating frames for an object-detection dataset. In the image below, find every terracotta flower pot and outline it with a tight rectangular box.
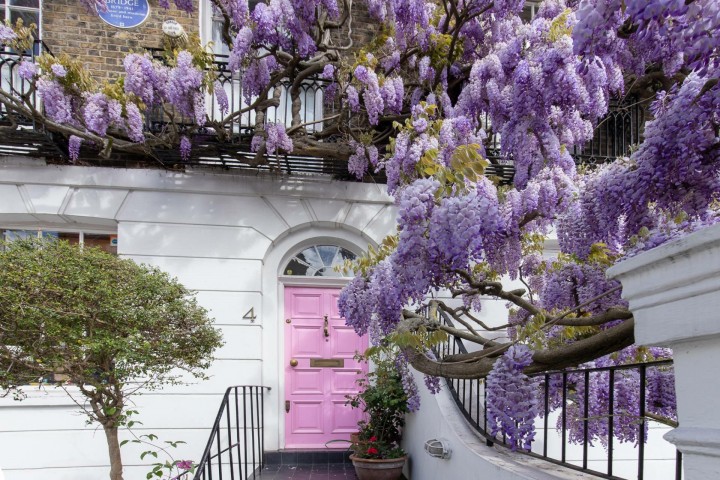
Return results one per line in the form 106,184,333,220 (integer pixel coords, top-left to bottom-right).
349,454,407,480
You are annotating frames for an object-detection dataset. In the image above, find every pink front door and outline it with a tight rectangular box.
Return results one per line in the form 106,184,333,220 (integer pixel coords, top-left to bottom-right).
284,286,368,449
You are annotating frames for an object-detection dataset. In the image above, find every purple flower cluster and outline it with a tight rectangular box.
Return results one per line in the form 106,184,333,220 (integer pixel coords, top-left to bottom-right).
348,140,370,179
37,79,74,125
124,54,163,106
486,345,541,451
80,0,107,13
17,61,37,81
180,136,191,161
0,24,17,44
321,64,336,80
558,70,719,258
353,64,384,125
264,122,293,155
83,93,122,136
167,51,206,126
50,64,67,78
171,0,194,13
395,352,421,412
228,27,253,72
214,81,229,115
554,347,676,448
124,103,144,143
68,135,82,162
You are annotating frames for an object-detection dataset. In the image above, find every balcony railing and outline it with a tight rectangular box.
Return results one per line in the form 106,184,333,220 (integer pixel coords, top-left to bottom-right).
433,310,682,480
0,40,64,159
0,44,644,182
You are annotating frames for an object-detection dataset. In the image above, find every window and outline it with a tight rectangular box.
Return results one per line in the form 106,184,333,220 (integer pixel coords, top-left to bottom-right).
1,229,118,255
1,0,41,37
0,228,116,387
284,245,357,277
520,1,540,23
201,0,324,133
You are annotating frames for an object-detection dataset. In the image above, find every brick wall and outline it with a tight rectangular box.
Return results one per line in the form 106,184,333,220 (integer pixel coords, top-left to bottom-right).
41,0,378,80
42,0,199,81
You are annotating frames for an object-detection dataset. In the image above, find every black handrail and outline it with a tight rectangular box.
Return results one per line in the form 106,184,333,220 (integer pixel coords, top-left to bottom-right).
432,310,682,480
0,40,52,122
192,385,271,480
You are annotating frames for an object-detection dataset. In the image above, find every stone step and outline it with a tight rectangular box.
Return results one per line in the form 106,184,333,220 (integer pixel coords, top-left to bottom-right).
263,449,353,466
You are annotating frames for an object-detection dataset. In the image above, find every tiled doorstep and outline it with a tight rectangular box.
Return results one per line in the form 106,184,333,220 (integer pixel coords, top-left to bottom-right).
264,450,354,466
252,463,359,479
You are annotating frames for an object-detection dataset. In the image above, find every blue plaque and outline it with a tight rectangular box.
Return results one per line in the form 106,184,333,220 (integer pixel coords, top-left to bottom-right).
98,0,151,29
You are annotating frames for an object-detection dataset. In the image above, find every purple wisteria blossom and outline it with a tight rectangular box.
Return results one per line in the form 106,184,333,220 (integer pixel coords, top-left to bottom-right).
17,61,37,81
68,135,82,162
264,122,293,155
486,345,541,451
180,136,191,161
50,64,67,78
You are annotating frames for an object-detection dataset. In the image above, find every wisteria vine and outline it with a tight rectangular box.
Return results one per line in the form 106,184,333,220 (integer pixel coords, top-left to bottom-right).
0,0,717,451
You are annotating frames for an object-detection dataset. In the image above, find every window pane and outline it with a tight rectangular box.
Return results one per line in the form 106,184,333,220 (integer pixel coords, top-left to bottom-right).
284,258,308,276
84,233,117,255
283,245,356,276
9,9,39,29
10,0,39,7
58,232,80,244
2,229,56,241
317,245,338,267
211,19,231,55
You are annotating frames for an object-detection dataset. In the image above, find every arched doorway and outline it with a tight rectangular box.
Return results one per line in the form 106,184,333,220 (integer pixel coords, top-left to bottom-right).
281,244,368,449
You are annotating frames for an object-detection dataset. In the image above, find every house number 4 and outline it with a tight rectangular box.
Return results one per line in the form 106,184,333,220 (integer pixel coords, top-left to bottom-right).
243,307,257,322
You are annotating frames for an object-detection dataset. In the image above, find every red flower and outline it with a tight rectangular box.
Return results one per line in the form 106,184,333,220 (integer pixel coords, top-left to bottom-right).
369,436,377,442
367,447,379,455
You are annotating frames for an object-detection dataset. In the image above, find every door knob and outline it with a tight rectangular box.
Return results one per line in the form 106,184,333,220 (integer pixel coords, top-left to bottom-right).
290,359,298,367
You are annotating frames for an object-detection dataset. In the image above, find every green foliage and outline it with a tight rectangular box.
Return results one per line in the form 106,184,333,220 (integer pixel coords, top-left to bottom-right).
38,53,96,92
348,345,409,459
3,18,36,52
343,234,398,276
547,8,574,42
0,238,223,416
427,32,462,71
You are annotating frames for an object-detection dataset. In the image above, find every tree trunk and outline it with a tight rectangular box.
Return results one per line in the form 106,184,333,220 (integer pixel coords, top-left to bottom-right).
103,424,124,480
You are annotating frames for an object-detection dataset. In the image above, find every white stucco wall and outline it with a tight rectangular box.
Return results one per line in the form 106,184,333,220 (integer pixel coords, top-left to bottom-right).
403,371,597,480
403,369,678,480
0,160,396,479
608,223,720,480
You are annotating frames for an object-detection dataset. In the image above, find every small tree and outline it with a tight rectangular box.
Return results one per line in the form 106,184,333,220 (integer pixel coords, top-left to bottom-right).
0,239,223,480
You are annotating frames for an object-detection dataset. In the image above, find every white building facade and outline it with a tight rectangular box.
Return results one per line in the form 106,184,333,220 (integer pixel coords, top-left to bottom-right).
0,159,396,479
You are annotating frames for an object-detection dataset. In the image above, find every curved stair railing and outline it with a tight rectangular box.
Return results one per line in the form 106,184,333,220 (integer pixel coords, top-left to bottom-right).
432,310,682,480
190,385,271,480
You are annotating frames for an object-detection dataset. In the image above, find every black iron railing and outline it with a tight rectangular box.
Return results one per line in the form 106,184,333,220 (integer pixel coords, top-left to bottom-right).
482,97,644,169
0,44,644,180
0,41,64,158
191,385,270,480
0,40,50,115
144,48,331,141
433,311,681,480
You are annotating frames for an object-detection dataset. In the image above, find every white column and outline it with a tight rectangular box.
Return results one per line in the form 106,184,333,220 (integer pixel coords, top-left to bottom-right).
607,223,720,480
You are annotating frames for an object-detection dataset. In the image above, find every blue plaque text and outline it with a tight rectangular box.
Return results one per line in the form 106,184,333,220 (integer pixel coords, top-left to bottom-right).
98,0,151,29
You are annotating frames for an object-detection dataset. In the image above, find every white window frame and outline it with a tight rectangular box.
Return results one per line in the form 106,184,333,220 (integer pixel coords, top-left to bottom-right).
1,227,118,253
199,0,324,132
2,1,42,38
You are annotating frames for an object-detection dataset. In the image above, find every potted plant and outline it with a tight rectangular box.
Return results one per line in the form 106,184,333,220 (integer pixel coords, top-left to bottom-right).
347,347,409,480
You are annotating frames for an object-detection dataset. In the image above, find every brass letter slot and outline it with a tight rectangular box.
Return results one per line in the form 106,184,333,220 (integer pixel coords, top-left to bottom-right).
310,358,344,368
